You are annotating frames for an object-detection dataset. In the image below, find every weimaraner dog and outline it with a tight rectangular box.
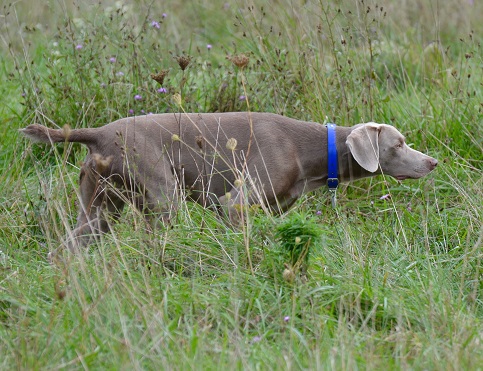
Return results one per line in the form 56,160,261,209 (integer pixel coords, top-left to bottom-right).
22,112,437,255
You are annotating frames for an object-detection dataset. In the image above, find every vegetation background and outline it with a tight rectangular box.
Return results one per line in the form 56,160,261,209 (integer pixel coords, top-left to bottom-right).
0,0,481,368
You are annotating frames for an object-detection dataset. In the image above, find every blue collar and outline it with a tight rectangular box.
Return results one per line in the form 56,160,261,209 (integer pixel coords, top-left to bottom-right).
326,123,339,207
326,123,339,189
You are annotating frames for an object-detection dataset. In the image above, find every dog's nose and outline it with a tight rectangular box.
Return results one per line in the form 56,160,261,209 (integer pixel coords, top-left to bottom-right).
428,158,438,169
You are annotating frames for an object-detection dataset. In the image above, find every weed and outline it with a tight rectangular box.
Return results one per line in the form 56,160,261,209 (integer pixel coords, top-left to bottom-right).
0,0,481,369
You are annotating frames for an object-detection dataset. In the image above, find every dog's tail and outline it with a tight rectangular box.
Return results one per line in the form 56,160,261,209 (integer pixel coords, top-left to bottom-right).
21,124,96,145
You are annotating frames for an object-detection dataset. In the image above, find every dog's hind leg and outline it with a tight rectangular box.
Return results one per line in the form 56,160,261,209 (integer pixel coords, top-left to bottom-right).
48,154,125,261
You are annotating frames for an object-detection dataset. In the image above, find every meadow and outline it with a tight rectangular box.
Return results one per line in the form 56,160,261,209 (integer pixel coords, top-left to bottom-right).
0,0,482,369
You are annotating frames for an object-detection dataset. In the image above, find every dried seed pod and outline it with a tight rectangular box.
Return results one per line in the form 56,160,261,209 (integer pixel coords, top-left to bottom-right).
151,69,169,85
228,53,249,68
172,93,182,106
175,55,191,71
283,267,295,283
226,137,237,151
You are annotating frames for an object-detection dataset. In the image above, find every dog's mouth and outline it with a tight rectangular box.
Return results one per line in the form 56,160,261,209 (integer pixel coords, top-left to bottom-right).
394,174,424,181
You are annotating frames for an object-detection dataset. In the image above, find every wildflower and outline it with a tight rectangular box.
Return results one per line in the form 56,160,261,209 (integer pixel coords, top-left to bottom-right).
284,316,290,322
162,13,167,18
21,92,26,97
109,57,116,63
207,44,212,50
134,94,142,101
316,210,322,215
157,87,167,93
380,194,391,200
116,71,124,77
251,336,262,344
151,21,161,29
75,44,83,50
239,95,246,101
129,109,134,115
141,109,145,114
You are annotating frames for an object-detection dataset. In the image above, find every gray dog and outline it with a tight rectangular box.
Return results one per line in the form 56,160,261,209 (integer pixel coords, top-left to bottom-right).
22,112,437,255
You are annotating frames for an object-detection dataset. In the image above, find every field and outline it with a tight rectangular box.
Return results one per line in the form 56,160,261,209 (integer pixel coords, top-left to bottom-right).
0,0,482,369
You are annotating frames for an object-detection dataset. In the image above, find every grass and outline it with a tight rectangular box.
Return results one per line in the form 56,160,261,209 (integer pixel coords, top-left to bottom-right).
0,0,482,369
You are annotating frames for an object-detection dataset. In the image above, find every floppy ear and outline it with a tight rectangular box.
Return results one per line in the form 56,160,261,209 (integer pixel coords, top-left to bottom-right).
346,123,381,173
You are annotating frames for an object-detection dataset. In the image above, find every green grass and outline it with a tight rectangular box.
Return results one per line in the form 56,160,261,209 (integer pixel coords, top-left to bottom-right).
1,0,482,369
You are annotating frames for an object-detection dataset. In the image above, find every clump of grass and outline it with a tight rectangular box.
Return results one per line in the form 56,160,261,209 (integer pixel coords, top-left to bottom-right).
0,0,482,369
275,212,321,282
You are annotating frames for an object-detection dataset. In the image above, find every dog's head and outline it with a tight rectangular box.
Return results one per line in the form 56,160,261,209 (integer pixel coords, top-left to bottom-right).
346,123,438,180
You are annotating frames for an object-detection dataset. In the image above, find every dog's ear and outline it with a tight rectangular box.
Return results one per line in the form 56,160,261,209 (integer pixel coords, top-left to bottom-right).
346,123,381,173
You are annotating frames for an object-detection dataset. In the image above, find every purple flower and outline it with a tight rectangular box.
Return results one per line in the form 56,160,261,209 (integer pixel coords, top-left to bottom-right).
109,57,116,63
239,95,246,101
134,94,142,101
162,13,167,18
284,316,290,322
151,21,161,29
316,210,322,215
21,92,26,97
141,109,145,114
157,87,168,93
380,194,391,200
75,44,83,50
116,71,124,77
129,109,134,115
207,44,212,50
251,336,262,344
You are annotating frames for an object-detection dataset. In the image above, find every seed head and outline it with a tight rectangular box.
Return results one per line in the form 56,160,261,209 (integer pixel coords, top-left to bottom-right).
171,134,180,142
283,267,295,283
151,69,169,85
172,93,182,106
226,138,237,151
196,135,204,149
62,125,72,139
234,178,243,188
228,53,249,68
175,55,191,71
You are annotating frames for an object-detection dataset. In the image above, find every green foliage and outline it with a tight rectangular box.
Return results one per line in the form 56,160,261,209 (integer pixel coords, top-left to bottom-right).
0,0,482,369
276,212,321,266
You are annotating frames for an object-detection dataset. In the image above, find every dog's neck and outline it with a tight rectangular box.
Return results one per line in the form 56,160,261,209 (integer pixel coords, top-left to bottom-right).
298,125,376,187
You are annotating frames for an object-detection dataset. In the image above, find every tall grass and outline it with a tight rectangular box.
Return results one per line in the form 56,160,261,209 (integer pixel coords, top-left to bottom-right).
0,0,482,369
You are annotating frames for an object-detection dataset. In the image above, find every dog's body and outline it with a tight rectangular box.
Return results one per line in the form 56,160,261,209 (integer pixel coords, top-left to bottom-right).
22,112,437,254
